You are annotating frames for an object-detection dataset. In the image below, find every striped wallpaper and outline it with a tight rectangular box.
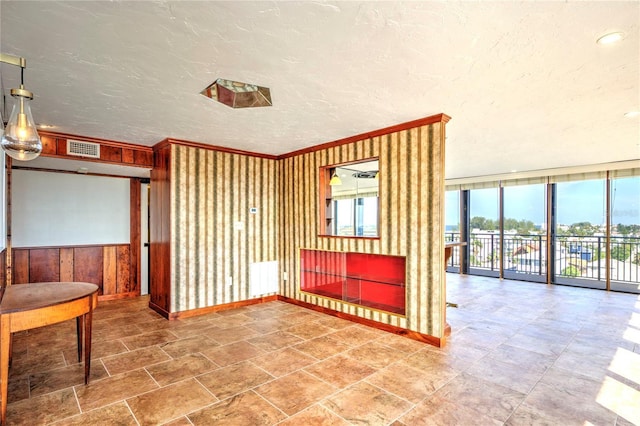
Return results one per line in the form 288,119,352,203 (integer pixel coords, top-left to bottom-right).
170,145,279,312
166,117,447,339
280,121,447,338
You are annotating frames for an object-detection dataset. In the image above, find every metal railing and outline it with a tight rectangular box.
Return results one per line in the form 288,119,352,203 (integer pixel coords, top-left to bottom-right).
445,232,640,285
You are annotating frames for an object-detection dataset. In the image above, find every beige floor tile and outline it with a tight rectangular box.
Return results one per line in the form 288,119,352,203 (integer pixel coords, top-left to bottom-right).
256,370,336,416
432,372,526,423
102,345,171,375
206,325,260,345
127,378,217,425
121,329,179,351
51,401,137,425
146,353,217,386
400,393,502,425
278,404,350,426
75,368,158,411
251,347,317,377
323,381,412,424
247,330,304,352
327,325,385,346
201,341,265,367
285,321,335,340
366,361,444,403
293,335,352,360
29,361,109,397
188,390,286,425
304,354,375,388
197,360,274,400
345,340,403,369
158,335,221,358
6,388,79,426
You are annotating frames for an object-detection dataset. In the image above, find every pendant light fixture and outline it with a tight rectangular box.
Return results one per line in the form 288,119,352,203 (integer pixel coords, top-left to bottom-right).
329,171,342,186
0,53,42,161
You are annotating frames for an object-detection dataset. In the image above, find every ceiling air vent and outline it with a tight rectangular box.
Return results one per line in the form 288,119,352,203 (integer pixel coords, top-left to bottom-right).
67,139,100,159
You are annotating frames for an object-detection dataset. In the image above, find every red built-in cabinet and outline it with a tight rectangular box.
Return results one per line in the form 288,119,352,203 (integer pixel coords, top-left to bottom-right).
300,249,406,315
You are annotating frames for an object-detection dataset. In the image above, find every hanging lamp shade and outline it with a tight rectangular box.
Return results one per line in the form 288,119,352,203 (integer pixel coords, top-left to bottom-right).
329,173,342,186
1,87,42,161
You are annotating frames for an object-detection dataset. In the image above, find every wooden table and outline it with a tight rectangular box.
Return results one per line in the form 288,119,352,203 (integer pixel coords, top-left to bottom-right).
0,282,98,425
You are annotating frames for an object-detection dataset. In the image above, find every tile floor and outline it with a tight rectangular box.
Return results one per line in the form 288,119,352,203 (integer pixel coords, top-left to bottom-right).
3,274,640,425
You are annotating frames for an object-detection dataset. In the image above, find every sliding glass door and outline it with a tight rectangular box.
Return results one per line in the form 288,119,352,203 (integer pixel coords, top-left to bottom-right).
502,183,547,282
554,178,606,289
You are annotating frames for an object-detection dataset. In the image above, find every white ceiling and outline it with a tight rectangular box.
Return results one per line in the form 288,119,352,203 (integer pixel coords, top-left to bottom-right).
1,1,638,180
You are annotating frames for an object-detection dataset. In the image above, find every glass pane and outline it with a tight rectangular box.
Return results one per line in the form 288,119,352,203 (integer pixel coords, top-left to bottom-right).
469,188,499,274
445,190,461,270
503,184,547,279
334,199,354,236
610,176,640,293
555,179,606,288
359,197,378,237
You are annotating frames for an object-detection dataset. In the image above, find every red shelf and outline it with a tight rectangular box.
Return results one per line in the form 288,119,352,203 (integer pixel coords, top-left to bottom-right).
300,249,406,315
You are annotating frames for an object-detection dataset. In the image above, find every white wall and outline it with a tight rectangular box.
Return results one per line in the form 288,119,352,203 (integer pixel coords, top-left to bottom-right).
12,170,130,247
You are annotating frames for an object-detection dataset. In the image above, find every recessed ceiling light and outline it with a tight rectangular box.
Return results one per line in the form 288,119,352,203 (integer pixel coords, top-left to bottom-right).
624,111,640,118
511,169,517,173
596,32,623,45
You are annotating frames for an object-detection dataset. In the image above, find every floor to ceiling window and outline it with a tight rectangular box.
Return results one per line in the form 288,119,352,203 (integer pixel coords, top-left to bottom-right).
610,172,640,293
445,166,640,295
469,186,500,277
554,177,607,289
503,183,547,282
445,190,461,271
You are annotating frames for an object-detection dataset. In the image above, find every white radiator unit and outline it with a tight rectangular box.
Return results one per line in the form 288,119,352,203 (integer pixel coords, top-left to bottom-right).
250,261,279,297
67,139,100,159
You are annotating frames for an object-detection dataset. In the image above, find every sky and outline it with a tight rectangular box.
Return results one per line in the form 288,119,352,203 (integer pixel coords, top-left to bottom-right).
445,177,640,227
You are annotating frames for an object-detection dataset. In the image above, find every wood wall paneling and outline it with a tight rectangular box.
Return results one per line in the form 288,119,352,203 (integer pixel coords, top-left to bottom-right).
117,245,131,293
12,250,29,284
60,248,74,281
40,135,57,155
103,246,117,295
129,179,141,295
150,144,172,316
100,145,122,163
74,246,104,293
10,245,132,298
29,248,60,283
0,249,5,286
36,131,153,168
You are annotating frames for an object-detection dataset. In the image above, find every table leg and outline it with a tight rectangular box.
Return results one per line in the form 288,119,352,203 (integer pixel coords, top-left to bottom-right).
76,317,83,363
83,311,93,385
1,315,10,426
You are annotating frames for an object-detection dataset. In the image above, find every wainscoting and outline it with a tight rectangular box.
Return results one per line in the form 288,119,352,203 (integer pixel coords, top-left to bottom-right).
12,244,137,299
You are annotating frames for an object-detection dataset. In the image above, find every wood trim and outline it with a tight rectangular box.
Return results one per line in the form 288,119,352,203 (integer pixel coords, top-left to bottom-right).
12,243,130,251
153,138,278,160
150,144,172,313
98,291,138,302
130,179,141,296
167,295,279,320
278,295,443,347
10,166,146,180
149,301,170,319
280,113,452,159
38,131,153,151
38,131,153,168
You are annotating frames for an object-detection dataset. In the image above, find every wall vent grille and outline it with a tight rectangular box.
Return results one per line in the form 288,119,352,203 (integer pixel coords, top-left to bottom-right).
67,139,100,159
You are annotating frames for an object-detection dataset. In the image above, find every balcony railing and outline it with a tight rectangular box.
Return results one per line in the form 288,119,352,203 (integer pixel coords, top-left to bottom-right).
445,232,640,286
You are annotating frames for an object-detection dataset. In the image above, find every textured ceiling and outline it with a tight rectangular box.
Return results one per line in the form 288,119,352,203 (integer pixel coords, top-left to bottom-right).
1,1,638,179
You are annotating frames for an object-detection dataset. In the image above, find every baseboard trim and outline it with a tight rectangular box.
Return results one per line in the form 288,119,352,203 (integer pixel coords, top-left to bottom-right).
98,291,138,302
277,295,443,347
165,295,279,320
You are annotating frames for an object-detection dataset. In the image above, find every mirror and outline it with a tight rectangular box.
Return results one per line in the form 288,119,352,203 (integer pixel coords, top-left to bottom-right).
321,158,379,237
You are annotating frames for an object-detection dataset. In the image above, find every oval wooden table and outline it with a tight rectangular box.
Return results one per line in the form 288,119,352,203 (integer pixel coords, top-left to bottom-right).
0,282,98,426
